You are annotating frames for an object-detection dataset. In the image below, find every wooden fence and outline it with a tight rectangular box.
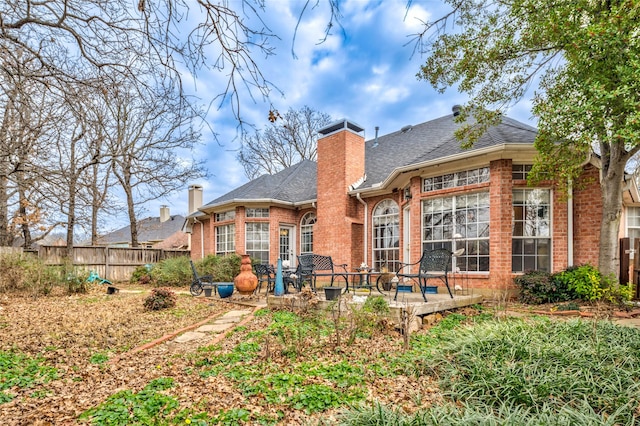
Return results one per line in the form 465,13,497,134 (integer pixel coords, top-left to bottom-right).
30,246,190,282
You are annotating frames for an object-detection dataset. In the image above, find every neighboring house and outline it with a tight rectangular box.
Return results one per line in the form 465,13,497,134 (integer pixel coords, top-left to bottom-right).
184,107,639,295
96,206,188,249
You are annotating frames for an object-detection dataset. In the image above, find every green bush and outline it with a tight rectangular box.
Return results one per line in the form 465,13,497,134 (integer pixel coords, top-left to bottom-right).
514,270,573,304
553,264,603,301
65,270,90,294
143,287,177,311
0,253,69,295
198,254,241,282
150,256,191,287
130,265,153,285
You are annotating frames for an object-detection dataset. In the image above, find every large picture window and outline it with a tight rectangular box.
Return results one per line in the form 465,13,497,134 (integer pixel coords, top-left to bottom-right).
246,222,269,263
512,189,551,272
215,224,235,256
300,213,316,255
423,192,490,272
372,200,400,271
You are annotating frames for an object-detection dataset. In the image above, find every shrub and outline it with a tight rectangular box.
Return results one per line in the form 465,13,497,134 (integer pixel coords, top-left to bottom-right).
143,287,177,311
514,270,561,304
198,254,241,282
0,253,68,295
65,271,90,294
151,256,191,287
130,265,153,285
553,264,603,301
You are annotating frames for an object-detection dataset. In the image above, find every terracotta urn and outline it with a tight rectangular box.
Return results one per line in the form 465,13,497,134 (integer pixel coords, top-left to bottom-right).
234,254,258,294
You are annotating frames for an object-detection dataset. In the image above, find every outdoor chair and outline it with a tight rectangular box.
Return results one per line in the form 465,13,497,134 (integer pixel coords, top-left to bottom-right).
394,248,454,302
296,254,349,292
189,260,216,296
254,263,276,295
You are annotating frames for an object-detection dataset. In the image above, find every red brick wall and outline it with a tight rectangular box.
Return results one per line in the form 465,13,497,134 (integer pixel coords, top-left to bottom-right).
551,186,569,272
315,128,364,268
573,164,602,266
488,159,513,290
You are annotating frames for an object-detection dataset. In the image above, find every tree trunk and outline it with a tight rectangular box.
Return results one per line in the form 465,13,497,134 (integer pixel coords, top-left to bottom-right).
598,164,625,279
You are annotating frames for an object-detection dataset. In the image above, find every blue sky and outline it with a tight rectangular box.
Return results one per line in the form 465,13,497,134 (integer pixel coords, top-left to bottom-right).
143,0,537,221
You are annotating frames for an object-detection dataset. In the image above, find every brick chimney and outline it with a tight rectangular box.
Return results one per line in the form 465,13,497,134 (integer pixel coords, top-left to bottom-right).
188,184,203,214
160,205,170,223
315,119,365,267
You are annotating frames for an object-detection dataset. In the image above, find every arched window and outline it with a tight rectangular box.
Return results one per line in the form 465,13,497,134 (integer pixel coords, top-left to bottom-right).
372,200,399,271
300,212,316,254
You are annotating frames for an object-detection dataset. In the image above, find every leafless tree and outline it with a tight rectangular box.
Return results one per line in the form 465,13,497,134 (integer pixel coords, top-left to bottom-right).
238,106,332,179
103,77,207,247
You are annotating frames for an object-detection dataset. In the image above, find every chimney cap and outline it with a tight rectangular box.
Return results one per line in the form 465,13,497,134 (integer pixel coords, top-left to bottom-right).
452,105,462,116
318,119,364,136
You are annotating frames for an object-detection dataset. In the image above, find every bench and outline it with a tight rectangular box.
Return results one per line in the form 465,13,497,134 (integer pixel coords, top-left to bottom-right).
296,254,349,292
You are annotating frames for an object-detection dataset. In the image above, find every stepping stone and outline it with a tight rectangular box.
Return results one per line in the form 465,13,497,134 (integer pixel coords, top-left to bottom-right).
196,323,234,333
221,310,252,319
174,331,207,343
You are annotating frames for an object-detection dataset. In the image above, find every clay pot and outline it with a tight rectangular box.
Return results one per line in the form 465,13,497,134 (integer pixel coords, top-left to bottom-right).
234,254,258,294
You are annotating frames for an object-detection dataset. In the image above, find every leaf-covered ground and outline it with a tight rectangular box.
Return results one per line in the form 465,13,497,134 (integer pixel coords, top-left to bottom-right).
0,285,440,425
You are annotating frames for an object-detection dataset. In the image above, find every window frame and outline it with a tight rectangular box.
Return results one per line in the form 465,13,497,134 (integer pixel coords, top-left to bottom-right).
422,191,491,273
300,212,316,255
512,188,552,272
215,223,236,256
372,199,400,272
245,222,270,264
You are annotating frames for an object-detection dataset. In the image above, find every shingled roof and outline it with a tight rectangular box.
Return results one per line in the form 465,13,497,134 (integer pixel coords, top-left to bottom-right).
202,160,317,209
201,113,537,209
97,215,186,246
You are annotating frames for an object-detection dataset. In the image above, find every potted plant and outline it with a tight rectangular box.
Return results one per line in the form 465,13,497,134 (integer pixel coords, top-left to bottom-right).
324,286,342,300
199,254,242,298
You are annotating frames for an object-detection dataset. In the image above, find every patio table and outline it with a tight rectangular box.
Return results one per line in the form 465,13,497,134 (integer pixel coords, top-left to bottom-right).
345,270,384,294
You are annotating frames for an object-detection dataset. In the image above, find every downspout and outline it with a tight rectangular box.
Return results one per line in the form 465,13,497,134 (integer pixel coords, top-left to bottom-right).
356,193,368,266
193,217,204,259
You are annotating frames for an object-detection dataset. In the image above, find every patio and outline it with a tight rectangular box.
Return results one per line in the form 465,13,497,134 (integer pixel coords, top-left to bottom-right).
266,287,484,326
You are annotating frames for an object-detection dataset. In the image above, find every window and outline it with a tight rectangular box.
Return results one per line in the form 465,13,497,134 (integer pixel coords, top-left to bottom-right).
372,200,400,271
423,167,490,192
512,164,533,180
246,222,269,263
216,224,236,255
512,189,551,272
627,207,640,247
300,213,316,254
215,210,235,222
423,192,490,272
246,208,269,218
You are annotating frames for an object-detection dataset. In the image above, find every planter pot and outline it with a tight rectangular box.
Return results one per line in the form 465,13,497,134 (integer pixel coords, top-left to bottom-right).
396,284,413,293
421,285,438,294
203,287,213,297
324,286,342,301
217,283,234,299
234,254,258,295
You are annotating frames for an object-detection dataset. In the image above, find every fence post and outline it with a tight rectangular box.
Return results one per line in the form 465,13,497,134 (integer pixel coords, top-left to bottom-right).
105,246,110,281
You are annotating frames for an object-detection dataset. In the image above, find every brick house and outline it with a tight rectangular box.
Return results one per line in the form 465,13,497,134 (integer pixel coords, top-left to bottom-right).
184,107,639,295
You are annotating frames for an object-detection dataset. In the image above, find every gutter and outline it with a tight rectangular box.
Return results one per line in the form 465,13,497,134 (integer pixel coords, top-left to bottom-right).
356,193,368,266
200,197,317,212
350,143,537,196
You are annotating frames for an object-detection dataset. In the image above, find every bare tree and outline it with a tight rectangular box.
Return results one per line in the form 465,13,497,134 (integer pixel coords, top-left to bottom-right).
103,77,207,247
238,106,332,179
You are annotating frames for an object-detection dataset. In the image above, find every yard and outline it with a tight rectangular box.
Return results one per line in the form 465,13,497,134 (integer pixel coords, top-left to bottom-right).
1,284,640,425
